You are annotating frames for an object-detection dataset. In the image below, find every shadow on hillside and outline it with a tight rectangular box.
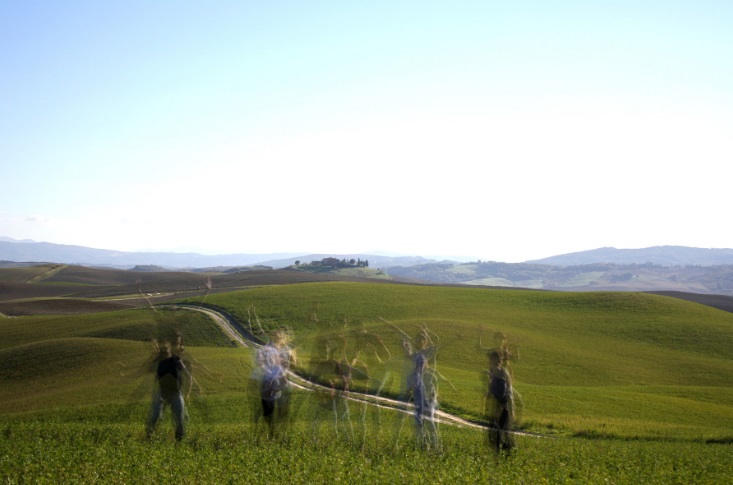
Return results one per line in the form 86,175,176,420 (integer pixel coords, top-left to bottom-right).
647,291,733,314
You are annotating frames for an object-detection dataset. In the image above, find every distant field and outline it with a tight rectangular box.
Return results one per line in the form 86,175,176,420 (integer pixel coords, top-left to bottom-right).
464,276,517,287
0,265,395,316
0,298,136,316
1,268,732,482
0,265,394,304
0,264,64,283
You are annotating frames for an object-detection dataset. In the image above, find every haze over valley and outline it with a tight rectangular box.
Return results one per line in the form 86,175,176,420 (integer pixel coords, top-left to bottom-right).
3,237,733,297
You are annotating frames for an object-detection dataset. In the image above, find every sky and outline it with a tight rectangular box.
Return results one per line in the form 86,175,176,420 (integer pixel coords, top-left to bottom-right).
2,1,732,262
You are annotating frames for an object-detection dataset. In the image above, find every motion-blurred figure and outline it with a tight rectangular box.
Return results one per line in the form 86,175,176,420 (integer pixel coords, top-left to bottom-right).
479,329,522,426
406,340,441,451
176,331,220,398
308,338,355,444
484,350,515,454
249,346,267,426
390,325,443,451
480,330,520,375
272,328,296,425
342,319,392,448
119,337,164,381
258,344,287,436
255,328,296,437
146,341,192,441
346,319,392,388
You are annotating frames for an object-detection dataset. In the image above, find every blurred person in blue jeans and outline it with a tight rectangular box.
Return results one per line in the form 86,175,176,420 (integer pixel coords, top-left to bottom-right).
407,350,441,451
146,341,192,441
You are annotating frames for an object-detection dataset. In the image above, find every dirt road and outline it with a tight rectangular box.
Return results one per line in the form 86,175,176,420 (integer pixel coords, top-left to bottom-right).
170,304,543,436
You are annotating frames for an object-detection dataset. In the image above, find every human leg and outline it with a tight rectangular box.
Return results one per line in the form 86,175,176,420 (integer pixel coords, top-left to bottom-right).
146,390,163,438
167,392,186,441
425,399,441,452
497,408,514,451
262,398,276,436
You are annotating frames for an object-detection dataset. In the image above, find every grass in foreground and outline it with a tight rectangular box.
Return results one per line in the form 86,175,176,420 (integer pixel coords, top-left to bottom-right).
1,396,731,484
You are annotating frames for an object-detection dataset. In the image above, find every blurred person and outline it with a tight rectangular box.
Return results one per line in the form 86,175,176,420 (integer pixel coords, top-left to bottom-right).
343,319,393,448
390,324,439,398
406,351,441,451
146,341,192,441
175,331,220,398
249,347,267,425
255,328,297,437
258,338,287,436
484,350,515,454
479,330,520,375
119,337,163,381
308,339,355,444
346,319,392,387
392,326,442,450
271,328,297,424
479,329,523,425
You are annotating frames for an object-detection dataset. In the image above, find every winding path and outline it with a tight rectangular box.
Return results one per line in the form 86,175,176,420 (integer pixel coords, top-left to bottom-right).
170,304,538,435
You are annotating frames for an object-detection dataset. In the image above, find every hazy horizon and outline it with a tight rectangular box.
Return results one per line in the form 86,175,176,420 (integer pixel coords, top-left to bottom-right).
4,235,733,268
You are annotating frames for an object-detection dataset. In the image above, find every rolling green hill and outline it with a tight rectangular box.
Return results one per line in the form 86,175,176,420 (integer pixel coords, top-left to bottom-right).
180,282,733,441
1,276,732,482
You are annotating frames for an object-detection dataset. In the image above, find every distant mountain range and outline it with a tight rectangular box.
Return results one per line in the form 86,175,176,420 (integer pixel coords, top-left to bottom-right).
529,246,733,266
383,246,733,296
385,260,733,295
3,238,733,295
0,238,435,270
2,238,733,269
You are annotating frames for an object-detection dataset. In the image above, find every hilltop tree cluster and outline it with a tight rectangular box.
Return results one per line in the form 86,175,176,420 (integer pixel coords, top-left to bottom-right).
294,257,370,269
305,257,369,268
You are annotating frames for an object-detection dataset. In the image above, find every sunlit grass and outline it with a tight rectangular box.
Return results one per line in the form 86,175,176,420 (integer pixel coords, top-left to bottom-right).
1,281,733,482
184,282,733,440
0,307,232,351
1,399,731,484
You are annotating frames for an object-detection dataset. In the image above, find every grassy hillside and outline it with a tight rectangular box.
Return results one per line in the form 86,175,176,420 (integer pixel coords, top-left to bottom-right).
0,264,391,317
1,279,732,482
0,263,67,283
0,308,231,352
0,264,395,305
0,307,236,416
187,282,733,440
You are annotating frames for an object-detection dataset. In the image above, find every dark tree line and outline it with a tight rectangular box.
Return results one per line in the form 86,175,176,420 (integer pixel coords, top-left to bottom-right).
306,257,369,268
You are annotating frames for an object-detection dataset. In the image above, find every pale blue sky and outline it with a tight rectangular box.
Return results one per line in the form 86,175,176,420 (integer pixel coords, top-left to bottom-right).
2,1,732,262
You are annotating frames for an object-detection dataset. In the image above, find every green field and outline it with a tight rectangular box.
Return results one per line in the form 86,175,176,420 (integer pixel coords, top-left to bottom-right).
1,279,732,483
